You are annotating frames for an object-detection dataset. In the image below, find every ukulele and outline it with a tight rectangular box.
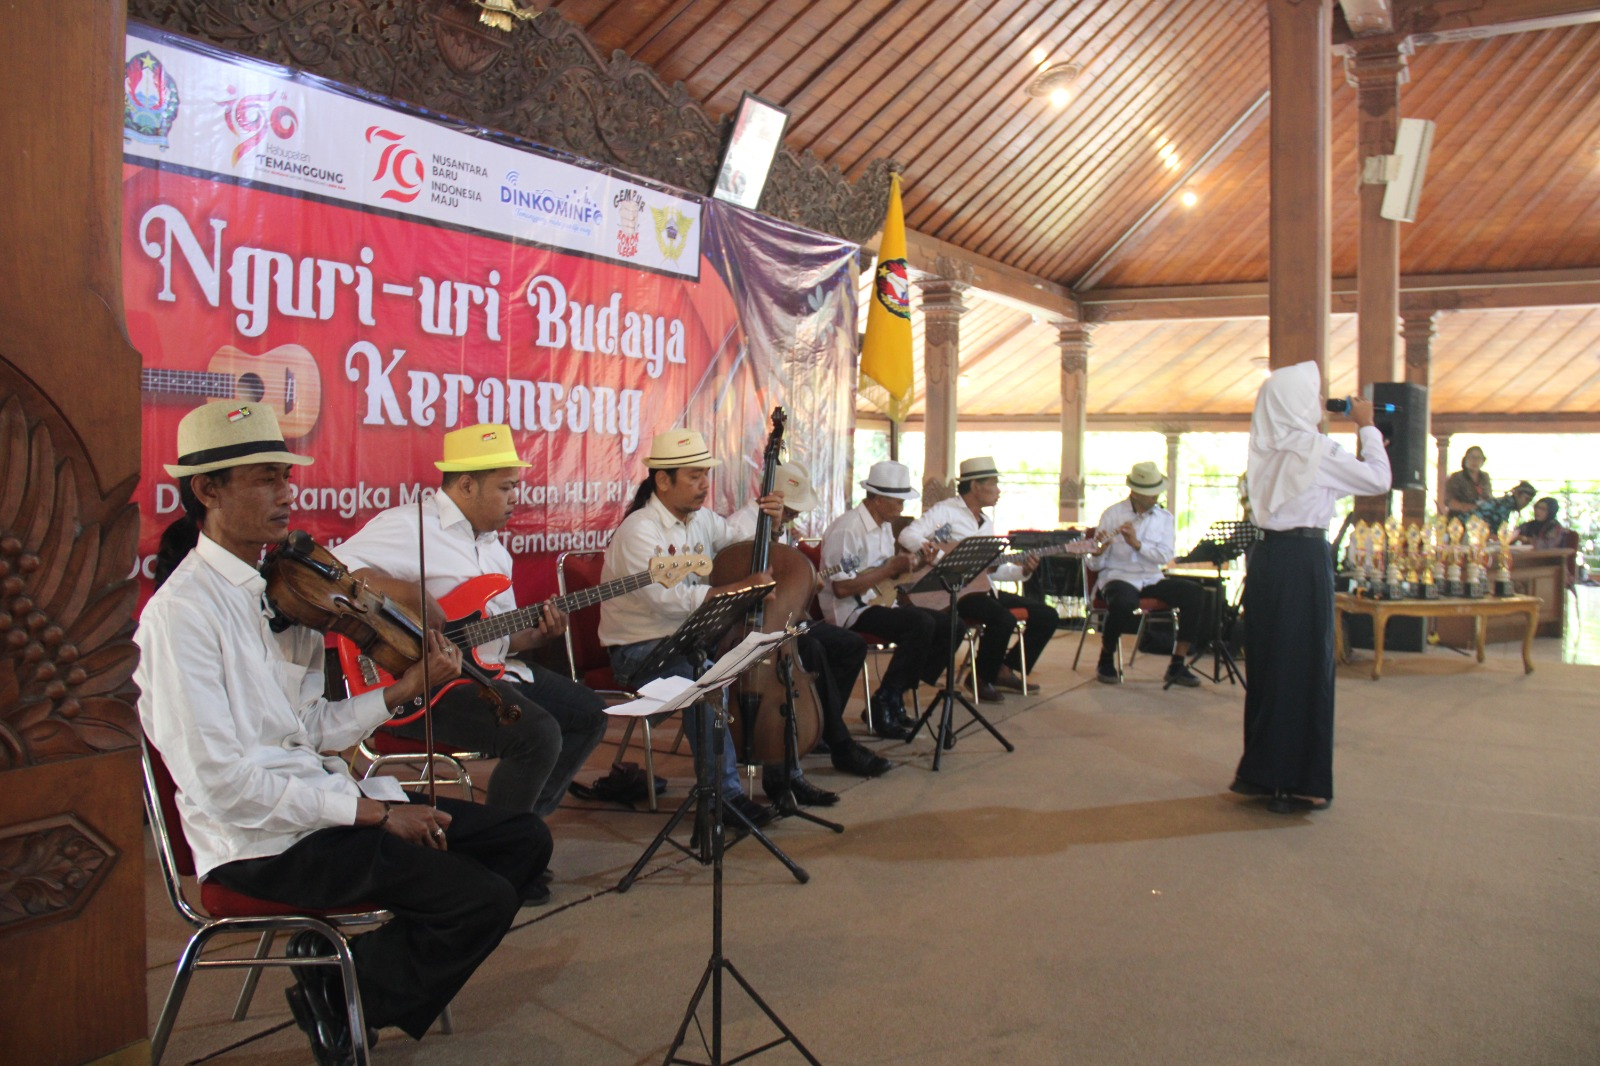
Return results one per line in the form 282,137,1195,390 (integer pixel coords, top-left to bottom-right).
141,343,322,439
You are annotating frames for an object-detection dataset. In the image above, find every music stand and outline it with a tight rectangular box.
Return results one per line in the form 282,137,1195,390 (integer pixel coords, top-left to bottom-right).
618,582,812,892
903,536,1016,771
749,628,845,834
1170,520,1257,690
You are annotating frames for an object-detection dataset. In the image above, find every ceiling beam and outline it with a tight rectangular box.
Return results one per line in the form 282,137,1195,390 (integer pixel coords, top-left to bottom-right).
1333,0,1600,51
860,226,1079,321
857,411,1600,434
1082,268,1600,322
1339,0,1397,36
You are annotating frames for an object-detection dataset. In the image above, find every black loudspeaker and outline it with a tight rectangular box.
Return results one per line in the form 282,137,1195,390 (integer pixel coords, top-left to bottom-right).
1372,382,1428,492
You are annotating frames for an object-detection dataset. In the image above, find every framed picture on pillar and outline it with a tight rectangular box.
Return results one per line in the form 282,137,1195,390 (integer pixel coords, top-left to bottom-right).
711,92,789,210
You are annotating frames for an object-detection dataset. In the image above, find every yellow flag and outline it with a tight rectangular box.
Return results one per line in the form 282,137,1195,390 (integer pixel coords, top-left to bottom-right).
859,172,913,422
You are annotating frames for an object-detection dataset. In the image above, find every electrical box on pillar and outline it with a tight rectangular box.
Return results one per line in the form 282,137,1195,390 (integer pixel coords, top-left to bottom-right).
1372,382,1428,492
1380,117,1435,223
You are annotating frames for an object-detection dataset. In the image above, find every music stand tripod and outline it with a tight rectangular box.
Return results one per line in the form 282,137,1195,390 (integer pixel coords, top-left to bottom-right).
904,536,1016,771
743,628,844,834
618,583,810,892
1170,520,1257,690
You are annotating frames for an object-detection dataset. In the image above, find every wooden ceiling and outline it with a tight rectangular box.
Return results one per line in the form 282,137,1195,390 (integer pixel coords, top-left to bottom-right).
549,0,1600,429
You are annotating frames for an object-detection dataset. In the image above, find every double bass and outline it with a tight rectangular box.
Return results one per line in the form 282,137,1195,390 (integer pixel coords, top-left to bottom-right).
709,409,825,763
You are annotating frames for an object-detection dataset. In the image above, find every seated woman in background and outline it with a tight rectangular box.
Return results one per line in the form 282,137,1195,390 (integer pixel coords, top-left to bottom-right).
1443,445,1492,519
1512,496,1567,550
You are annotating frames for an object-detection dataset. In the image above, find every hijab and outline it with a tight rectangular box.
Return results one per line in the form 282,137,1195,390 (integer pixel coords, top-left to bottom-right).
1247,360,1336,519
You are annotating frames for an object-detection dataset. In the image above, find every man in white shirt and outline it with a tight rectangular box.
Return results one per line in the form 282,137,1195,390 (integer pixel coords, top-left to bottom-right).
338,423,608,827
1083,461,1206,687
819,460,956,740
897,457,1060,702
136,404,549,1065
598,428,780,829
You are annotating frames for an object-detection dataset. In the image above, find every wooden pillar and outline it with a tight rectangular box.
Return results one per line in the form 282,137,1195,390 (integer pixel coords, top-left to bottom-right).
1402,309,1439,524
1165,431,1182,519
1435,432,1453,513
1347,43,1409,522
918,275,967,507
1267,0,1333,371
1056,322,1089,525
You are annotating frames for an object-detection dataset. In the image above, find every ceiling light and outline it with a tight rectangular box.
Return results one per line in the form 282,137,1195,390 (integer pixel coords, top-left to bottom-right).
1030,47,1049,66
1027,62,1082,101
1180,190,1198,208
1049,88,1072,107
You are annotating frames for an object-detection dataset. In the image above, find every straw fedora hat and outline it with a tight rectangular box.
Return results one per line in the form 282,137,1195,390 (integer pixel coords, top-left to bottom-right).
1127,460,1168,495
958,456,1001,480
643,428,720,469
772,461,820,513
434,424,532,472
163,403,313,477
858,460,919,501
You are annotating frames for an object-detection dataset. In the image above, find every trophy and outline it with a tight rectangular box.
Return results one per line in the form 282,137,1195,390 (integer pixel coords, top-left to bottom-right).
1494,538,1515,597
1445,517,1465,597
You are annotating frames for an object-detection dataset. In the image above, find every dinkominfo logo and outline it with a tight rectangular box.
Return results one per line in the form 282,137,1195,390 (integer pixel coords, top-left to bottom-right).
366,126,425,203
499,171,604,235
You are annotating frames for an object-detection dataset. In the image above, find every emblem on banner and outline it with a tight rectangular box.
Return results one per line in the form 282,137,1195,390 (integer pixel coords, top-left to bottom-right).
220,89,298,166
124,52,180,149
874,258,911,320
614,189,644,259
651,206,694,262
366,126,425,203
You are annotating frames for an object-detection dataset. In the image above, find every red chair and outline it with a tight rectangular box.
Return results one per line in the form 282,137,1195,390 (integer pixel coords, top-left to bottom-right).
1071,568,1177,678
141,738,388,1065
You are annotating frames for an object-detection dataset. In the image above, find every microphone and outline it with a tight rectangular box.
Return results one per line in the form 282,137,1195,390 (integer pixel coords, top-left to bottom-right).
1326,397,1399,415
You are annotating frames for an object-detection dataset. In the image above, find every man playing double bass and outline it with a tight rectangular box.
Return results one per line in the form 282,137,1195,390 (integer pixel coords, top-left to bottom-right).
338,424,609,845
135,404,550,1065
598,428,782,829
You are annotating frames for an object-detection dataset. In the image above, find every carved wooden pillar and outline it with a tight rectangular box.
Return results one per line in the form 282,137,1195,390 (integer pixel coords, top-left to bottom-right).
1402,309,1439,524
919,272,968,507
1348,43,1409,523
1435,432,1454,513
1165,431,1183,518
0,2,147,1062
1056,323,1090,525
1267,0,1332,372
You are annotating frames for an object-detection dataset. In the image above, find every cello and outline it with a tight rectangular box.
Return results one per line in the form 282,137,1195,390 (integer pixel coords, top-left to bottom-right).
708,408,825,764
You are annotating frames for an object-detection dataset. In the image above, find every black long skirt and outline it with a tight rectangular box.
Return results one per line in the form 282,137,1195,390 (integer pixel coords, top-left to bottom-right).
1235,534,1336,800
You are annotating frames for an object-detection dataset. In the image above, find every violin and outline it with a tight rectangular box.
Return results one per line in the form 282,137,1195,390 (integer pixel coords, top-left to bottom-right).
260,530,517,724
709,409,825,763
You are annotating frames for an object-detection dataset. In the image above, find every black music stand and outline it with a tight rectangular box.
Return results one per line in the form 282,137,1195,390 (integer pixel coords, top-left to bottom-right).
1170,520,1257,690
904,536,1015,771
618,583,812,892
749,626,844,834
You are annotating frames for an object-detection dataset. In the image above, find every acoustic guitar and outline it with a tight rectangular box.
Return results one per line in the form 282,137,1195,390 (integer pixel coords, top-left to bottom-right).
141,343,322,439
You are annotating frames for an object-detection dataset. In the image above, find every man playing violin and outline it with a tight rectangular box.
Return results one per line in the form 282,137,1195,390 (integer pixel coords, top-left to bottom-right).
898,457,1060,703
136,404,550,1066
599,428,782,829
337,423,609,837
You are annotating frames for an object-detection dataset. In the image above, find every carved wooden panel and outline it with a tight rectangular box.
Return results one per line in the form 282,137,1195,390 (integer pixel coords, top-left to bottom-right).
0,815,116,933
126,0,893,243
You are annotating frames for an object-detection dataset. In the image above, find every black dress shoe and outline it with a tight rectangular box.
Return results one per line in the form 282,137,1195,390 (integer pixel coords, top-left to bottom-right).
285,985,351,1066
521,881,552,907
284,932,357,1066
976,680,1005,703
831,741,893,778
868,695,916,740
722,792,775,828
1096,658,1121,685
766,774,840,807
1228,777,1273,797
994,668,1040,695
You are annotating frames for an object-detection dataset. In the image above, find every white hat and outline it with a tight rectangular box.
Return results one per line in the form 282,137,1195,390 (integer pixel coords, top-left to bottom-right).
163,403,313,477
771,461,820,513
434,423,533,472
1127,461,1168,495
858,460,919,501
958,456,1000,480
644,428,721,469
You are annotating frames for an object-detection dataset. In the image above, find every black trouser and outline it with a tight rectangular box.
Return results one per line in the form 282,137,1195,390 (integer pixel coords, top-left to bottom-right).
397,663,607,817
1098,576,1206,653
850,604,958,691
795,622,869,749
955,590,1060,680
208,796,550,1040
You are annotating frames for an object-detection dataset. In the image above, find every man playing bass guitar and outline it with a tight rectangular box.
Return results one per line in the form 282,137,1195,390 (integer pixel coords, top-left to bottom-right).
338,424,609,841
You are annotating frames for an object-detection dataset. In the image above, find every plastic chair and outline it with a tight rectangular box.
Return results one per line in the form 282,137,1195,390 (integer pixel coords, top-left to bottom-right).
141,738,387,1066
1071,568,1177,677
557,548,685,810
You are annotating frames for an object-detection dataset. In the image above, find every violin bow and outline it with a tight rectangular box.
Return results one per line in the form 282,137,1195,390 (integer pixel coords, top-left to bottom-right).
417,497,437,808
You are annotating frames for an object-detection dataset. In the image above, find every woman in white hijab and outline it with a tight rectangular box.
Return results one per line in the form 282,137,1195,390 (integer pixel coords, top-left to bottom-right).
1233,361,1391,813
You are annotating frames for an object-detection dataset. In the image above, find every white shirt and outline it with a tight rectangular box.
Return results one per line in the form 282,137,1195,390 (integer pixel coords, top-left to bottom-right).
818,502,899,628
336,492,531,682
724,500,761,543
1253,425,1392,530
1084,499,1176,590
897,496,1024,603
597,494,735,647
134,534,392,879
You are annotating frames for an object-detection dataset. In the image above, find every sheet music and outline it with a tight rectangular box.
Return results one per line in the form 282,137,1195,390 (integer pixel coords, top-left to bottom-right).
602,628,793,717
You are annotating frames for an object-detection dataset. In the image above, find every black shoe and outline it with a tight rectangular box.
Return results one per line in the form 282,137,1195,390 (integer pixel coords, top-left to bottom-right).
285,932,356,1066
521,881,552,907
722,792,775,828
976,680,1005,703
1228,777,1273,797
765,772,840,807
811,737,831,756
285,986,351,1066
1096,657,1120,685
831,740,893,778
868,690,914,740
994,667,1040,695
1164,662,1202,688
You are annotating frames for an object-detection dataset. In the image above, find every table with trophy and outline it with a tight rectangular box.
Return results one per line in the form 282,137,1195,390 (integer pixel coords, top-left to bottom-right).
1333,514,1540,680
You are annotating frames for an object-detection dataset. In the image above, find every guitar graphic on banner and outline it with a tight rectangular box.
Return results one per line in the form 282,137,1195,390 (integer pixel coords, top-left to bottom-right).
140,343,322,439
336,553,713,717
